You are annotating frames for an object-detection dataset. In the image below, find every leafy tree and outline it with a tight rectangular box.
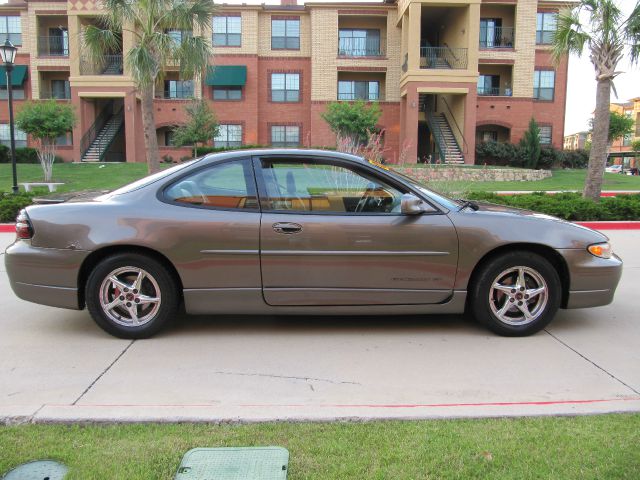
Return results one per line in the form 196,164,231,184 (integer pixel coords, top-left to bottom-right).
518,118,541,169
15,101,76,182
589,111,635,143
552,0,640,200
172,99,219,157
322,100,381,146
83,0,216,174
631,139,640,152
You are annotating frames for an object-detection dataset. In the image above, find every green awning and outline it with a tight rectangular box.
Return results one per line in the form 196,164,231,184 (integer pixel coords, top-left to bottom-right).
205,65,247,86
0,65,27,87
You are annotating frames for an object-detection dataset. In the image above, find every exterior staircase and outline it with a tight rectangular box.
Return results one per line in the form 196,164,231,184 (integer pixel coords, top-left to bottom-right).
430,113,464,164
81,100,124,162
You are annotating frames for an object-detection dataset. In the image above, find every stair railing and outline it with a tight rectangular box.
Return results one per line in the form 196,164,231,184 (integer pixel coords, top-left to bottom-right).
426,110,447,163
439,96,468,162
80,101,124,161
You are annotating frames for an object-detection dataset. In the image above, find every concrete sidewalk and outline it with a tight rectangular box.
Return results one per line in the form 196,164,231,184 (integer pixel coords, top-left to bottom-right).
1,231,639,423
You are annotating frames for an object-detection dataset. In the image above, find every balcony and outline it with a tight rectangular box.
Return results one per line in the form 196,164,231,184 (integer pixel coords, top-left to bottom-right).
337,73,384,102
338,36,384,58
156,80,194,100
479,26,514,49
80,54,123,75
38,36,69,56
420,46,468,70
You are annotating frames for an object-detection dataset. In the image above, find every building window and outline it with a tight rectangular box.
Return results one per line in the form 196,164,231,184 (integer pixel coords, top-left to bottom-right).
539,126,552,145
338,29,381,56
533,70,555,100
623,133,633,147
479,130,498,142
214,124,242,148
271,125,299,147
164,80,194,99
55,132,72,146
0,84,24,100
271,18,300,50
477,75,500,96
0,124,27,148
213,16,241,47
536,12,557,45
338,81,379,101
164,130,175,146
50,80,71,99
166,29,192,45
271,73,299,102
213,86,242,100
0,16,21,45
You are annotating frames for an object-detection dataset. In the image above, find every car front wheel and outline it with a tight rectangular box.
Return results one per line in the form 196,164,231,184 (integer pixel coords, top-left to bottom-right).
86,253,179,339
470,251,561,336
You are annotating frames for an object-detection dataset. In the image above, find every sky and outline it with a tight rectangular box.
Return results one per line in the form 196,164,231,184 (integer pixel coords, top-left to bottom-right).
217,0,639,137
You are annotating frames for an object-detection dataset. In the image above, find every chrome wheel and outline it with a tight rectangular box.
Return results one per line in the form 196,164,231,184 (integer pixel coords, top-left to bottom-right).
489,266,548,326
98,266,161,327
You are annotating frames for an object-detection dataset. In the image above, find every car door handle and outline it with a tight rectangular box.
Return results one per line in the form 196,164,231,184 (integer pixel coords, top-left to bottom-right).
272,222,302,234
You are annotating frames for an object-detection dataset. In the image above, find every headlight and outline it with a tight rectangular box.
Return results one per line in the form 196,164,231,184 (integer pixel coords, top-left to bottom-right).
587,242,612,259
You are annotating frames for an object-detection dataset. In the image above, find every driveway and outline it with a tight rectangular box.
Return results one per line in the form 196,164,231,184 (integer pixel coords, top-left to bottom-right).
1,230,639,423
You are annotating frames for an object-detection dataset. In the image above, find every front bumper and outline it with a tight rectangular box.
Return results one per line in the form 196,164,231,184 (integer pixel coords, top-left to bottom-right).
558,249,623,309
4,240,89,310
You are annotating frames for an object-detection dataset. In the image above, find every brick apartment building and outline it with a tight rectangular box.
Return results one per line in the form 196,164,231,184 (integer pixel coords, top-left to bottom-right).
0,0,569,165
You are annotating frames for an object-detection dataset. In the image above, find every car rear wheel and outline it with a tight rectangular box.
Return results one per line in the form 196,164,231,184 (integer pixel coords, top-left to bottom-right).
470,251,561,336
86,253,178,339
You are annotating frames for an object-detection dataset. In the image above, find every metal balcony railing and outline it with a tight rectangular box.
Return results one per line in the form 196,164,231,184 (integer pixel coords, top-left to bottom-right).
420,46,468,70
159,85,195,99
38,36,69,56
40,87,71,100
80,54,123,75
479,26,515,48
337,92,382,101
338,37,384,57
477,86,513,97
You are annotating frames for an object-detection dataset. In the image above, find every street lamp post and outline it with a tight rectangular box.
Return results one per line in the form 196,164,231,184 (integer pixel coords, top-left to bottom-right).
0,40,19,194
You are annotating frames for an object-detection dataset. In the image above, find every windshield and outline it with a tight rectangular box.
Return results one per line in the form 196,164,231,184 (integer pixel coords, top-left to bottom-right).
365,160,462,211
108,159,199,196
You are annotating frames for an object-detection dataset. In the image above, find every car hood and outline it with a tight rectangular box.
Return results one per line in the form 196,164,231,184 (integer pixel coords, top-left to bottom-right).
449,200,609,249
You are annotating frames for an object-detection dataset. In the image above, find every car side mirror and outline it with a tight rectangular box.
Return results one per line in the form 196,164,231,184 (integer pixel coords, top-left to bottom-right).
401,193,435,215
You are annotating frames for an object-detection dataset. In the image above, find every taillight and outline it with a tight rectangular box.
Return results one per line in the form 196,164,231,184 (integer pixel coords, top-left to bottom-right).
15,209,33,240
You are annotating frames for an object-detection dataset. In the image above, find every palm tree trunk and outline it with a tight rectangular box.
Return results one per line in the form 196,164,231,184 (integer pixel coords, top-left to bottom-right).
583,78,611,201
140,86,160,174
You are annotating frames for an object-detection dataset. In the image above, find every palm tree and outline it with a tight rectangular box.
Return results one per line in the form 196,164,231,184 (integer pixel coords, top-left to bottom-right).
552,0,640,200
83,0,216,173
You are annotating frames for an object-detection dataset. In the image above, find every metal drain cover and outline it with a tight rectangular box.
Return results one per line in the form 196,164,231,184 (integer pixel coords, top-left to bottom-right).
175,447,288,480
2,460,68,480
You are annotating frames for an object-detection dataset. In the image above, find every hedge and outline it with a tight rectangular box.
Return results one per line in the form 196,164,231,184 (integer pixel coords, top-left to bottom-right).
0,146,63,164
0,192,35,223
467,191,640,221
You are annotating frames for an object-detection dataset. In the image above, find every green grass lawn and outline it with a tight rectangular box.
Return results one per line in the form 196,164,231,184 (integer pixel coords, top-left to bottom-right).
1,163,639,195
1,415,638,479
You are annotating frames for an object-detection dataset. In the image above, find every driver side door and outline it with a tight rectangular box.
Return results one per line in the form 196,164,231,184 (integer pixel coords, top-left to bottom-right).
255,155,459,306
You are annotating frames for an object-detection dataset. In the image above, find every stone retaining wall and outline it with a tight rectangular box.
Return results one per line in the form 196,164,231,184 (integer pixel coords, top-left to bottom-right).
394,167,552,182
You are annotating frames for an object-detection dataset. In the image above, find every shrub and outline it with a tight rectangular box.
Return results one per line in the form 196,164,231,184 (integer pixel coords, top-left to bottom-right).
0,144,9,163
15,147,40,164
466,192,640,221
475,141,523,167
559,149,589,169
0,192,35,223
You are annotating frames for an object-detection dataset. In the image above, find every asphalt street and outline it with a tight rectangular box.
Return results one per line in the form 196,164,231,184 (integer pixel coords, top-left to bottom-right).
1,230,639,423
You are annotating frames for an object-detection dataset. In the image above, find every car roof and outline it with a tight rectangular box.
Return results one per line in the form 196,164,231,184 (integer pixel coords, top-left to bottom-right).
201,148,367,164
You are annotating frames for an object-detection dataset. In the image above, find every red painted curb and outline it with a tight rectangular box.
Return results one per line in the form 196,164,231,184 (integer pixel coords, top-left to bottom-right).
576,222,640,230
0,224,14,233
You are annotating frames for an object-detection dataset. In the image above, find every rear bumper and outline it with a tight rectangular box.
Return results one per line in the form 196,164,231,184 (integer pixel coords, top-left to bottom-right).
559,249,623,309
4,240,88,310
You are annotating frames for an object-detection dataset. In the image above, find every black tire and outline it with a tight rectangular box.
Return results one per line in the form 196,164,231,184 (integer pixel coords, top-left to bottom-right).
469,250,561,337
85,253,179,339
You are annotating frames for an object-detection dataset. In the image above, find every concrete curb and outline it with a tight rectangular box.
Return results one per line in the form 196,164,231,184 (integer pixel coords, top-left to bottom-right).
3,397,640,424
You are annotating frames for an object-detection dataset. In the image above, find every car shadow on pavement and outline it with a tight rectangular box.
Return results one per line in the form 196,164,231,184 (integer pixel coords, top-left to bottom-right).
163,312,488,338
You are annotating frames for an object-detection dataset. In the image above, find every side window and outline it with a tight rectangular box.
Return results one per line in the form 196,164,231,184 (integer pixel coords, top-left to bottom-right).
259,159,405,214
165,160,258,210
